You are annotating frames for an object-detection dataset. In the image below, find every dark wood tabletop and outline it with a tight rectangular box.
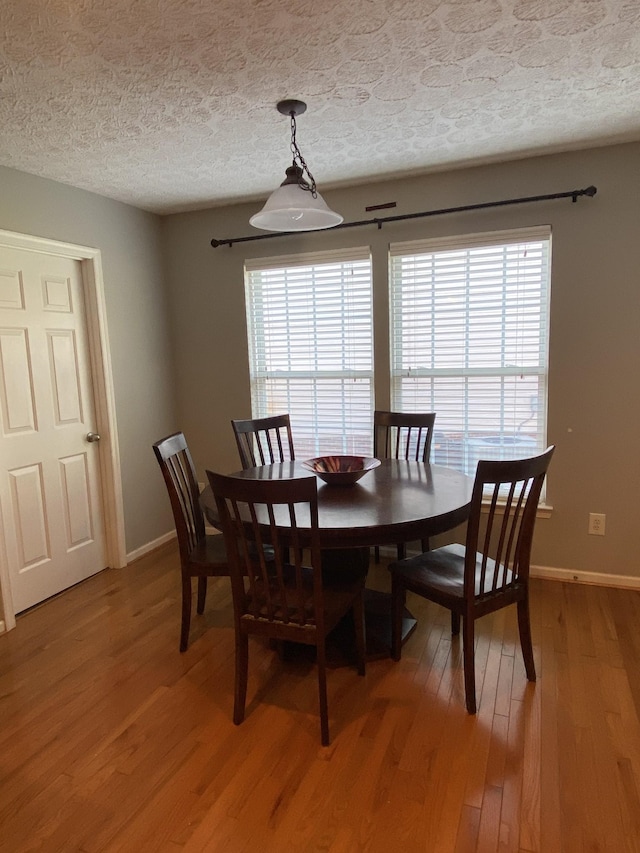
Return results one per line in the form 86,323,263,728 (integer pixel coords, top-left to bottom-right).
201,459,473,549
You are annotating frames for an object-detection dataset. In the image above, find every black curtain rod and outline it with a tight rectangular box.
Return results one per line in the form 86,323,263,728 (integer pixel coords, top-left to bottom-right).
210,185,597,248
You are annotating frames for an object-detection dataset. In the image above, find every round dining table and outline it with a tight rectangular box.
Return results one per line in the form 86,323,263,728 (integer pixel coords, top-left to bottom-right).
201,458,473,548
200,458,473,659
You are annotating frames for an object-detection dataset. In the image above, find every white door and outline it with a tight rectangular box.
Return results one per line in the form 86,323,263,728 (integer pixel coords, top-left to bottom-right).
0,245,106,613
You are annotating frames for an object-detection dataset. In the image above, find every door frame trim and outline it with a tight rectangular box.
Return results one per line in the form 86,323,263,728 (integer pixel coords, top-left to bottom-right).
0,229,126,631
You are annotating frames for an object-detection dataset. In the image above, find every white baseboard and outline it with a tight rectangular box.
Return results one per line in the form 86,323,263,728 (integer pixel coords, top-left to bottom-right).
126,530,176,564
530,564,640,590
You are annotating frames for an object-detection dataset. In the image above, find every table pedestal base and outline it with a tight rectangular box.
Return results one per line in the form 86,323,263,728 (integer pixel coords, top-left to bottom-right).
279,547,416,665
362,588,417,660
280,588,416,666
321,547,416,661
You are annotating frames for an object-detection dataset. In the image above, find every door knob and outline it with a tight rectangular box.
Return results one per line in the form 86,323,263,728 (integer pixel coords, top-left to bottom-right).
86,432,101,443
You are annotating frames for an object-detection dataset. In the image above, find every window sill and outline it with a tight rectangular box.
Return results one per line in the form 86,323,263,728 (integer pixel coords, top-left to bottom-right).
481,501,552,519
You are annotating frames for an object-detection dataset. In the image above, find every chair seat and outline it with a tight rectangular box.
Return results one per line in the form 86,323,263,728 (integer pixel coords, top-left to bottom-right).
391,543,515,601
188,533,228,572
242,571,364,626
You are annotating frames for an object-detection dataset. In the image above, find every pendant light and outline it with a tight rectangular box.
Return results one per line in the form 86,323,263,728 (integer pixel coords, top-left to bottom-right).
249,100,343,233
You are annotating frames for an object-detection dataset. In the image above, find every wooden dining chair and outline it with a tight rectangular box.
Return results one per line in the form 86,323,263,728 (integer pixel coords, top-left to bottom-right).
231,414,295,469
153,432,229,652
389,445,555,713
373,410,436,464
373,410,437,560
206,469,366,746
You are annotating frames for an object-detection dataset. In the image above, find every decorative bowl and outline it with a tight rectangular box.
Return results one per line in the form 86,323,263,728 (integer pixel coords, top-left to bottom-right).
301,455,381,486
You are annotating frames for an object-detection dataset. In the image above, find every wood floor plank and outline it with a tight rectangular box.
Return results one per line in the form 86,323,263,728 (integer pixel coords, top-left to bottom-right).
537,582,562,853
455,803,481,852
498,699,526,852
519,688,541,851
476,784,503,853
462,610,508,812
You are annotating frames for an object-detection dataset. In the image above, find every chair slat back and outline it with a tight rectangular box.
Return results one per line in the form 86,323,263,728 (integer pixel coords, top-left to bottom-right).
231,414,295,469
207,472,323,634
464,446,555,599
153,432,204,563
373,411,436,463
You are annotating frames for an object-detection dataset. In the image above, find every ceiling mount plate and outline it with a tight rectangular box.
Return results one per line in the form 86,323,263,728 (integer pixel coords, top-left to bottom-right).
277,99,307,117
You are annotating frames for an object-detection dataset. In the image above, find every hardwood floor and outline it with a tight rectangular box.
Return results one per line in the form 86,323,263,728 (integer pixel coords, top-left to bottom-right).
1,541,640,852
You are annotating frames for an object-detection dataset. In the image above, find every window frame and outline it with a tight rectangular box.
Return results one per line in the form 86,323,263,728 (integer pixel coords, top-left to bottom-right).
388,226,552,482
244,247,374,458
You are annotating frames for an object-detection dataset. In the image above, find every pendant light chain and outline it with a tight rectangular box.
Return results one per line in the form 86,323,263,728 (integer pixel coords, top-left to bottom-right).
247,98,343,232
290,112,318,198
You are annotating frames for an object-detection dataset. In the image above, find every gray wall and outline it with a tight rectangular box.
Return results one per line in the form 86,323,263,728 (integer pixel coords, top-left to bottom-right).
0,166,177,554
162,141,640,580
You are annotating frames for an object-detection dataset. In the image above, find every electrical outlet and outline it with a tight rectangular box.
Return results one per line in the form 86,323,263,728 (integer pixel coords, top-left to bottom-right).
588,513,606,536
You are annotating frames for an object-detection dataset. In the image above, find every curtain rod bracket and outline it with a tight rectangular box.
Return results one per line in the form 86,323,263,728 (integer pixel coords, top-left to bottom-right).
210,185,597,248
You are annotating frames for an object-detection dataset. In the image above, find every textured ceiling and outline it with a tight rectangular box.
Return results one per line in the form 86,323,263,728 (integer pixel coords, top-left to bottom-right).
1,0,639,215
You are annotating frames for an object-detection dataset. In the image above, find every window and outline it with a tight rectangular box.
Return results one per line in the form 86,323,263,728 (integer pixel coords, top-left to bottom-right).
389,227,551,477
244,248,373,458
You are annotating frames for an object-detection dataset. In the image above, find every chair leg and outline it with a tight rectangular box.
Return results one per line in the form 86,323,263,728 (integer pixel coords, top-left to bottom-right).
374,545,381,564
462,616,477,714
352,593,366,676
317,640,330,746
390,576,405,661
517,597,537,682
233,629,249,725
180,575,192,652
396,542,406,560
197,576,207,614
451,611,460,635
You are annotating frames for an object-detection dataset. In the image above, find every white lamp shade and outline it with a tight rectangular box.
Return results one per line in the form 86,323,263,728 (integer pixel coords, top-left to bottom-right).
250,182,343,232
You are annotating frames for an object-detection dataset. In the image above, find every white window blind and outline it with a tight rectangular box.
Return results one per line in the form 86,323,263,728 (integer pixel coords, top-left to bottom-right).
245,248,373,458
389,227,551,477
